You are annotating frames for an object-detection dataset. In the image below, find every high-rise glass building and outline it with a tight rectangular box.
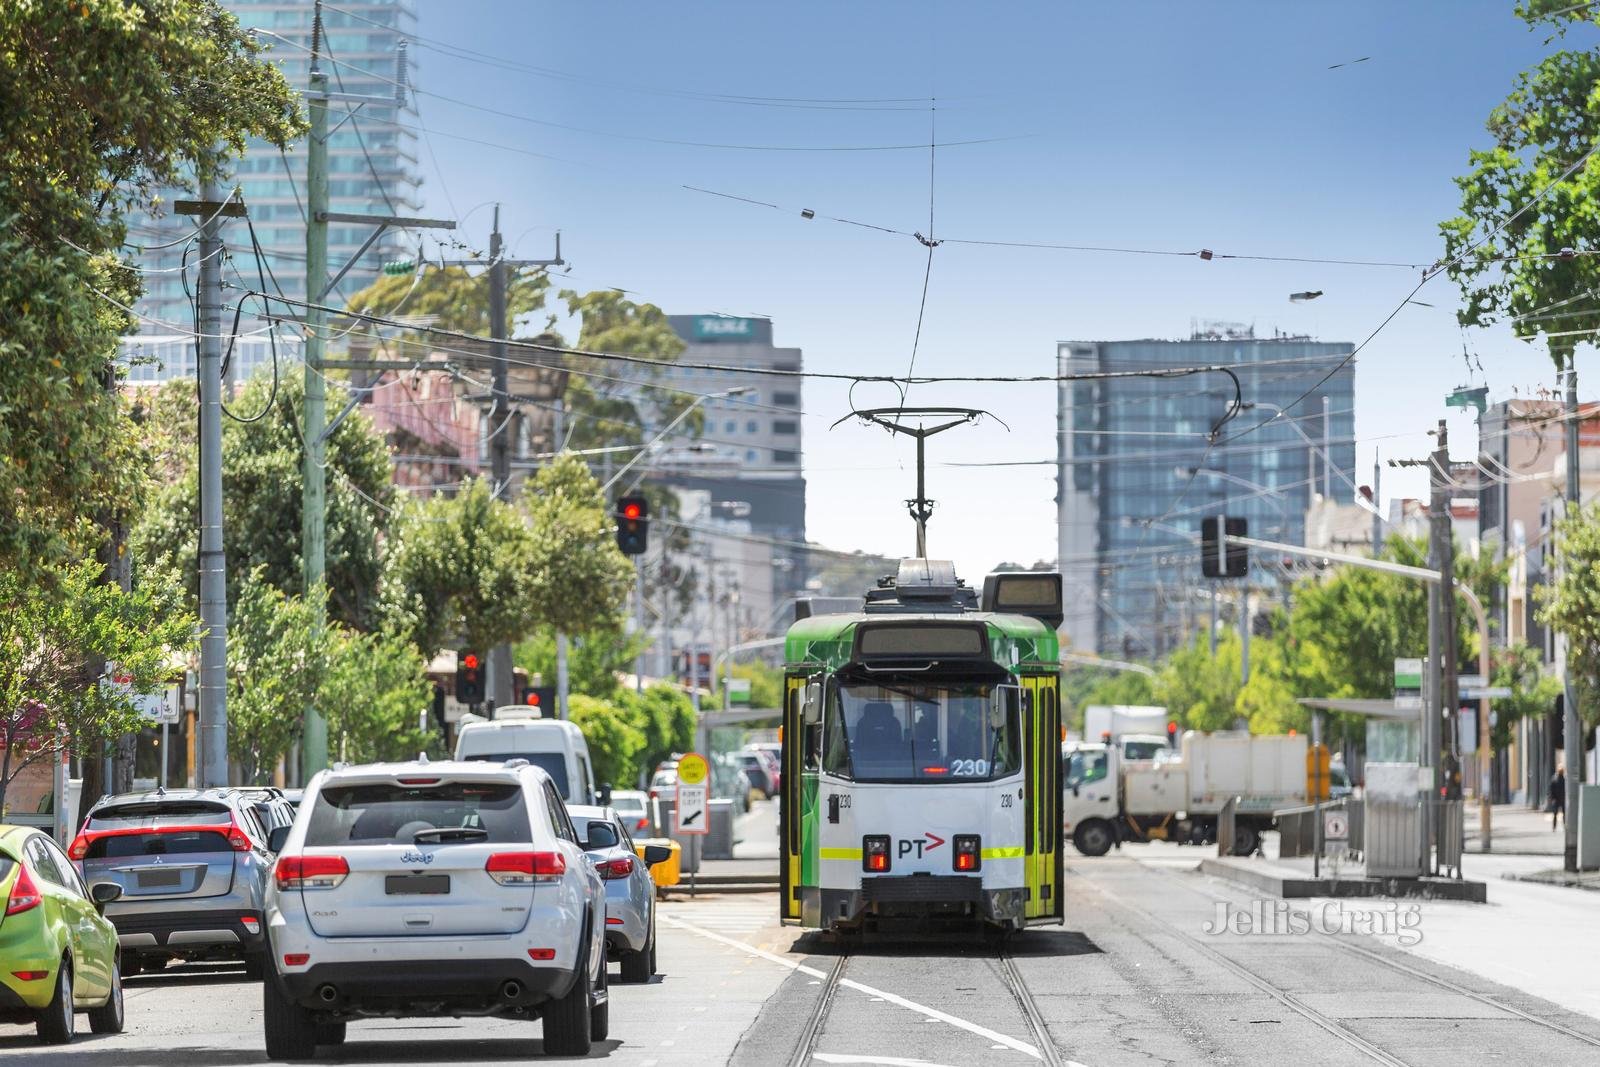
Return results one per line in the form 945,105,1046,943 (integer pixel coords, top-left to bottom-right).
123,0,420,383
1056,330,1356,656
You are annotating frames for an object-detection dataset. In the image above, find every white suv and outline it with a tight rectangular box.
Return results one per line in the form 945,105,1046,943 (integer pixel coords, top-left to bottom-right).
261,760,608,1059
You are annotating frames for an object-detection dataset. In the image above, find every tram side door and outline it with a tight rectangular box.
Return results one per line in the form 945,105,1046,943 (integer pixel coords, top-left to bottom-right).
1024,676,1063,923
780,675,804,923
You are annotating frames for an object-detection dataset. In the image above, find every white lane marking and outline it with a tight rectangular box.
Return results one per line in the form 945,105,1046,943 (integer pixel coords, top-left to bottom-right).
660,915,1066,1061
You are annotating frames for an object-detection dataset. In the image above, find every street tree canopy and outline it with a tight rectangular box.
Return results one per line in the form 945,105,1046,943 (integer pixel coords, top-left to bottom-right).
1441,1,1600,368
0,0,301,571
1538,499,1600,725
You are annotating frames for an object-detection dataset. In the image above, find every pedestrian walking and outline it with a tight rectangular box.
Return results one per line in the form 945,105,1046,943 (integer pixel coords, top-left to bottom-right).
1549,766,1566,830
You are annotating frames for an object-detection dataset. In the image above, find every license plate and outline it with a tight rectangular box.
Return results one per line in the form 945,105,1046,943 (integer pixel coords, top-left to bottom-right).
138,869,181,889
385,874,449,895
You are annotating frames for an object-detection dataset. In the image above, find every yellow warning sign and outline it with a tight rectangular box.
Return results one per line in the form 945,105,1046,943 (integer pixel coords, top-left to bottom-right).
677,752,709,786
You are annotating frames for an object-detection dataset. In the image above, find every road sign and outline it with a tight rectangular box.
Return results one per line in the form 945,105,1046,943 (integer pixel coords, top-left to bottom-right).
1462,686,1512,700
675,752,710,835
102,665,173,723
1457,674,1485,690
1393,658,1423,690
1323,809,1350,841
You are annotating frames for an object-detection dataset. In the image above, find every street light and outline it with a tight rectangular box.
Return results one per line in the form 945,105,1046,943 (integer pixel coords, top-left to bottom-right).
601,385,753,494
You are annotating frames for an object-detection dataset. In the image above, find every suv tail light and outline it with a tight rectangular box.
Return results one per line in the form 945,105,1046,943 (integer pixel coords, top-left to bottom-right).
598,857,634,880
862,835,890,873
5,864,42,916
66,820,252,859
66,834,90,861
953,834,981,872
227,823,253,852
275,855,349,890
487,851,565,886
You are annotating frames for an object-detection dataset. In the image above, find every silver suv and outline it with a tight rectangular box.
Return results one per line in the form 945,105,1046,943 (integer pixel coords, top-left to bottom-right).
264,759,609,1059
69,788,277,977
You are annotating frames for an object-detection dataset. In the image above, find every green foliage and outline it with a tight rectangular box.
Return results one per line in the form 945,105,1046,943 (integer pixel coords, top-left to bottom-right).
568,694,646,790
0,0,301,570
620,683,697,781
133,372,395,629
1537,499,1600,724
1154,634,1243,732
514,624,649,704
1441,1,1600,367
345,265,550,337
724,661,784,710
522,454,637,634
227,570,326,783
1064,669,1155,732
1491,643,1564,749
0,560,196,812
321,628,438,764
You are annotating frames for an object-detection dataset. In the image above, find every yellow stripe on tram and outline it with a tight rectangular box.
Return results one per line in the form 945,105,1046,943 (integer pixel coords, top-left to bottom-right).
982,846,1025,859
819,847,863,860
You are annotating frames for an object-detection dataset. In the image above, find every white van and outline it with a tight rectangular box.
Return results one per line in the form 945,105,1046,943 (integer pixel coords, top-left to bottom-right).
453,708,599,806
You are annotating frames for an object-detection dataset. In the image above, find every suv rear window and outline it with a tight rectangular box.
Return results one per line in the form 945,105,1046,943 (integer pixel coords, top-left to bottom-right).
305,781,533,847
85,830,232,859
88,801,231,827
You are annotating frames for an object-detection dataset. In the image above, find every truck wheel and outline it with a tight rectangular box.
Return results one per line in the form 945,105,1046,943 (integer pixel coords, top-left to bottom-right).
1074,820,1114,857
1231,825,1260,856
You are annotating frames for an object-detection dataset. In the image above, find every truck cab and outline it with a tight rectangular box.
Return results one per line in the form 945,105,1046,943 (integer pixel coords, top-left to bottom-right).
1062,742,1118,857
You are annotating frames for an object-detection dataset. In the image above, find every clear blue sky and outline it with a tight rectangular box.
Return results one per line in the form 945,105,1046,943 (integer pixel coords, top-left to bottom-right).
382,1,1577,576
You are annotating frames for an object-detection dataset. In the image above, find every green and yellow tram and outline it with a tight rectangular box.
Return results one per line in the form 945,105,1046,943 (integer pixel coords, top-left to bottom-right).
777,561,1064,933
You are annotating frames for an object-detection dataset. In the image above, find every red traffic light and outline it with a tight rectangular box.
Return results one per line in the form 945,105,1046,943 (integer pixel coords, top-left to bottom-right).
462,653,479,670
622,502,642,520
528,691,541,706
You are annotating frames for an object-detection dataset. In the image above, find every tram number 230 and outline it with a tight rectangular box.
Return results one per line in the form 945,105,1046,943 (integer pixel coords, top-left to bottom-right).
949,759,990,776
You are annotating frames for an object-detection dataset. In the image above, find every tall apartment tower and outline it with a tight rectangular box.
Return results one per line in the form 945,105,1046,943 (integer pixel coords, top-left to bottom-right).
1056,329,1356,656
123,0,421,383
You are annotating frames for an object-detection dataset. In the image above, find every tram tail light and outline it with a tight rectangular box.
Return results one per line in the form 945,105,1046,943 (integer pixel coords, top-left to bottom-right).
953,835,981,873
862,835,890,873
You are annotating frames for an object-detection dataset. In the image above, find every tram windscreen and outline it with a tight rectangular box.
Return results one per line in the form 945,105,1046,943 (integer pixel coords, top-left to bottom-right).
824,682,1021,782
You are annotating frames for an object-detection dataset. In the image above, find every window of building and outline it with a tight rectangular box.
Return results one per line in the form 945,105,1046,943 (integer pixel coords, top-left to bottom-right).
774,391,799,407
724,420,737,434
746,449,758,462
773,420,798,435
746,420,759,434
774,450,799,464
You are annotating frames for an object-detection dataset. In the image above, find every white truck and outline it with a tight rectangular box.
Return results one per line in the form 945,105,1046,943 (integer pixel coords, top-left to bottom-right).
1063,730,1321,857
1082,705,1175,761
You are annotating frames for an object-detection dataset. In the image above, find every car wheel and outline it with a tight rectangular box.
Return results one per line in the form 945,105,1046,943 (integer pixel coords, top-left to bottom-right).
314,1021,347,1047
35,960,74,1045
620,923,652,984
541,939,593,1056
1074,820,1114,858
88,958,125,1034
589,955,609,1041
648,922,657,975
263,970,319,1060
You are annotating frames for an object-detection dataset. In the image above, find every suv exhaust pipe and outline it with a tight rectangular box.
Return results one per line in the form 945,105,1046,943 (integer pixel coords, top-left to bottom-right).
317,984,339,1004
501,980,523,1001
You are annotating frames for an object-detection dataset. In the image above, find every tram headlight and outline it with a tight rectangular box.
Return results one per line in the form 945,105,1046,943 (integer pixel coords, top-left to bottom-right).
953,834,981,872
863,835,891,873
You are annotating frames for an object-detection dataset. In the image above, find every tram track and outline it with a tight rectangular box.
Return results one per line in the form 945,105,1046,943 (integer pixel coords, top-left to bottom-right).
787,949,849,1067
995,947,1069,1067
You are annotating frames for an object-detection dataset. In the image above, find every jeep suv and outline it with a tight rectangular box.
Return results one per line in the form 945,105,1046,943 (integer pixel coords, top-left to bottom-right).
263,759,609,1059
70,789,277,977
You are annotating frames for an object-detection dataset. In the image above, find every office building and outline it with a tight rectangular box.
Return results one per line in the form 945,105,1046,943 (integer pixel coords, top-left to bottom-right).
1056,327,1356,656
123,0,420,382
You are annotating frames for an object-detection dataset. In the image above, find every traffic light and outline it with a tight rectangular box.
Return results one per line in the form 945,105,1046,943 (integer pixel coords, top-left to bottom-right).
615,495,649,556
455,650,484,704
1201,516,1248,579
1166,721,1178,747
523,685,556,714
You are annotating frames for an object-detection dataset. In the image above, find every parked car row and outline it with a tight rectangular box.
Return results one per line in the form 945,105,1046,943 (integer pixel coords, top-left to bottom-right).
2,752,671,1056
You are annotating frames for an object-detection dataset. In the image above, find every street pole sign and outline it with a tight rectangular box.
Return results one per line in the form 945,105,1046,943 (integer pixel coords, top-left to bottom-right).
675,752,710,836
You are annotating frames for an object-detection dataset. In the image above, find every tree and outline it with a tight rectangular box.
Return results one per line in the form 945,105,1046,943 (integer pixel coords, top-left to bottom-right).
133,372,395,630
568,694,645,791
0,0,301,570
1538,499,1600,727
1440,1,1600,369
1490,642,1564,750
320,628,438,765
1154,635,1243,733
514,624,648,703
0,561,194,813
344,264,551,337
621,684,697,783
226,571,326,783
522,454,636,635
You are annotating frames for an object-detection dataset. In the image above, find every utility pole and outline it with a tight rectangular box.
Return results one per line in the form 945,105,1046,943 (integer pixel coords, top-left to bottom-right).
301,2,331,778
192,173,233,788
1434,421,1461,773
1564,356,1582,872
486,205,514,712
1238,580,1250,685
1371,453,1383,556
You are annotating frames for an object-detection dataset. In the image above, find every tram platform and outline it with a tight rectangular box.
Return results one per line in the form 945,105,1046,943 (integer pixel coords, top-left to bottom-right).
1199,853,1488,902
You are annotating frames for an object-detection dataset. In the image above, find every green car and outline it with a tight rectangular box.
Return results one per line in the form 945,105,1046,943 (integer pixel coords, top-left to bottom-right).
0,825,124,1043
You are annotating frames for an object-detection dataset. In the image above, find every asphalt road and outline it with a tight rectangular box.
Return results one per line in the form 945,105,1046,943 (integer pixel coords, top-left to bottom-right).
8,845,1600,1065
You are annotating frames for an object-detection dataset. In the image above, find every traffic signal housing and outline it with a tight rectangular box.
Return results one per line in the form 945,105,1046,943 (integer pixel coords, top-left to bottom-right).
616,496,649,556
1201,516,1248,578
456,650,484,704
523,685,557,715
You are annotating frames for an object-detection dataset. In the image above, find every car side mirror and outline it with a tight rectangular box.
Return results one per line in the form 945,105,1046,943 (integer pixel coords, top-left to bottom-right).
598,783,613,806
267,825,291,853
642,844,672,867
802,680,823,726
89,882,122,912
